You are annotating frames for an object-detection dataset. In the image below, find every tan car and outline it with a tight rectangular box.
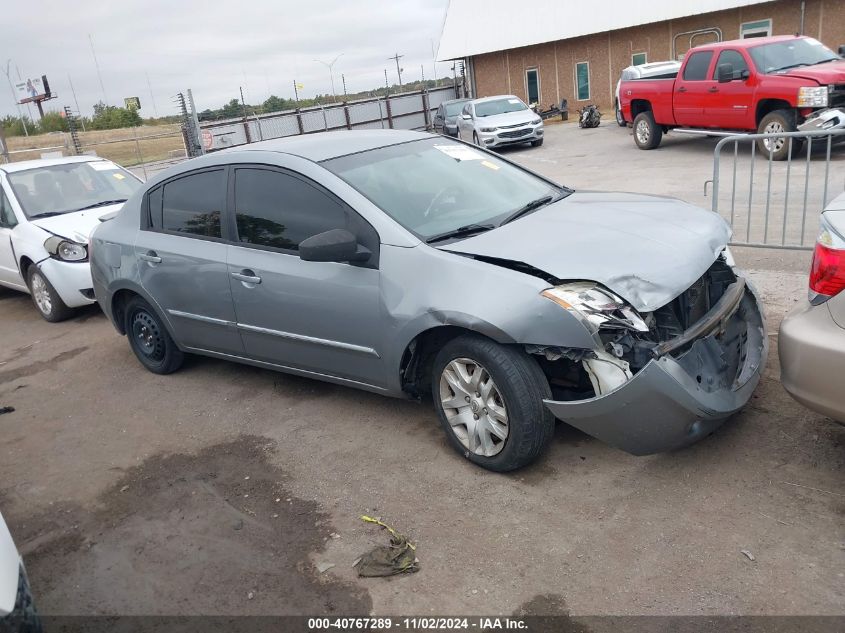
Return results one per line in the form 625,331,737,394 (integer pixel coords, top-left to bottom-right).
779,192,845,423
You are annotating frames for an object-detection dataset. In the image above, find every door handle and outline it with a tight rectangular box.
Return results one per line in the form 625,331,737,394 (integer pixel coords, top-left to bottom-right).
139,251,162,264
231,270,262,285
707,86,719,93
677,86,687,93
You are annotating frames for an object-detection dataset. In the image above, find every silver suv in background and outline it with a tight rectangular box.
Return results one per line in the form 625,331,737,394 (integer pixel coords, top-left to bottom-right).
457,96,544,148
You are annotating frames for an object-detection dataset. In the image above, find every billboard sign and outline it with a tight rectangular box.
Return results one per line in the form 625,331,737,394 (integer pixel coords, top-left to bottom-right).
15,76,49,104
124,96,141,110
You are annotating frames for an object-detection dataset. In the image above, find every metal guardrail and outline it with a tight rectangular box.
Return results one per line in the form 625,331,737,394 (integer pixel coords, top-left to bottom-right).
706,128,845,250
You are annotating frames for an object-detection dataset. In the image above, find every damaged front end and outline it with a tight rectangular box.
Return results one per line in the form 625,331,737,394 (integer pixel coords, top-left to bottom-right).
530,256,768,455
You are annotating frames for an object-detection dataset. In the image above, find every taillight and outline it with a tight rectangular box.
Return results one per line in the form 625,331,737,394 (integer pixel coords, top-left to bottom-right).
809,215,845,304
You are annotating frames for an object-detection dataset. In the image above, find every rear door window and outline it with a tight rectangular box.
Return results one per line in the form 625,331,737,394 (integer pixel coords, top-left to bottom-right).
158,169,226,238
682,51,714,80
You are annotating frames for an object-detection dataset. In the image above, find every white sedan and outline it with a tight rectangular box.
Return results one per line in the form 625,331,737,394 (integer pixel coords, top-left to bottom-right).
0,156,142,321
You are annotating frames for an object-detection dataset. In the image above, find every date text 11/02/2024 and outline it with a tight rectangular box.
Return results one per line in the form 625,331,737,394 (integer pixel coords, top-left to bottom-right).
307,617,528,630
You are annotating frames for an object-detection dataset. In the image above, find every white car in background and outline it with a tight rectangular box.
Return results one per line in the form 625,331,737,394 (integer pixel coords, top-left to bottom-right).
0,157,142,321
457,95,544,148
0,511,40,632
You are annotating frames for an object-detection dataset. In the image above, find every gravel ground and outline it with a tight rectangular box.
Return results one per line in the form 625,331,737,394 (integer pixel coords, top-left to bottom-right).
1,121,843,618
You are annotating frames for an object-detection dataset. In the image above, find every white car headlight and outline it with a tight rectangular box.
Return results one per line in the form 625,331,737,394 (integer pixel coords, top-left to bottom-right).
541,282,649,333
797,86,828,108
531,118,542,125
44,236,88,262
479,127,498,133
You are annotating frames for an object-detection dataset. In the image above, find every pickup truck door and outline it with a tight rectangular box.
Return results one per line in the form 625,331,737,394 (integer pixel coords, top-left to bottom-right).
706,49,756,130
672,50,716,127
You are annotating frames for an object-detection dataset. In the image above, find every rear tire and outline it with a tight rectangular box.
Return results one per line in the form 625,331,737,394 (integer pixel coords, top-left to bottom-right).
633,111,662,150
27,267,73,322
757,109,802,161
124,296,184,374
615,103,626,127
431,334,555,472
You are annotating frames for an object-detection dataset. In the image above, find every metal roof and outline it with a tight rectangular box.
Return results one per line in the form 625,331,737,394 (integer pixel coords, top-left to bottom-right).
437,0,772,60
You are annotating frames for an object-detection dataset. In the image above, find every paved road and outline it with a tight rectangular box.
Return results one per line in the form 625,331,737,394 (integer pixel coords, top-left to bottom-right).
1,122,842,618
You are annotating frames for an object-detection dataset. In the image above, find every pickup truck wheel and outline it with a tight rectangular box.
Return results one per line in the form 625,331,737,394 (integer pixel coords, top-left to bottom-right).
757,110,802,161
432,334,555,472
633,112,662,150
615,105,626,127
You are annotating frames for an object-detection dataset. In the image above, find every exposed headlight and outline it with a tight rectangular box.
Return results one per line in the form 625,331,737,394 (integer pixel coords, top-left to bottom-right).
797,86,828,108
44,236,88,262
531,118,542,125
479,127,498,133
541,282,649,333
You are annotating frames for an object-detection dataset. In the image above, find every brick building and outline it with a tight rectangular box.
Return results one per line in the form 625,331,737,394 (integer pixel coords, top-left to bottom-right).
437,0,845,112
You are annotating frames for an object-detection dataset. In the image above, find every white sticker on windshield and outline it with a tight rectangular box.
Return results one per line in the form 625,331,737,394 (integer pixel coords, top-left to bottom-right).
89,161,118,171
434,144,484,161
508,99,521,104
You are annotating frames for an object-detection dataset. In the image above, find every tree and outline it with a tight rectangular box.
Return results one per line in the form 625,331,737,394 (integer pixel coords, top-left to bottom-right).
262,95,292,113
89,101,142,130
220,99,242,118
38,111,68,133
0,115,35,137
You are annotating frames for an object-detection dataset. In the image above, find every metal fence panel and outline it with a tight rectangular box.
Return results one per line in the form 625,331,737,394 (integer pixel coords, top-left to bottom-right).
392,112,426,130
708,129,845,250
390,94,424,117
348,100,385,125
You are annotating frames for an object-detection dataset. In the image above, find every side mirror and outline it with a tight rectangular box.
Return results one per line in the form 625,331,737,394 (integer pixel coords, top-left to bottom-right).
716,63,734,83
461,113,472,120
740,69,750,80
838,45,845,56
299,229,369,263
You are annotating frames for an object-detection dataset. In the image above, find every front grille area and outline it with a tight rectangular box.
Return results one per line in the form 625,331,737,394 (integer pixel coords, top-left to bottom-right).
829,84,845,109
498,122,529,130
499,128,532,139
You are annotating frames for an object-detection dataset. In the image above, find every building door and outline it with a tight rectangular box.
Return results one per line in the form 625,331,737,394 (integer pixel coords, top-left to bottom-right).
526,68,540,105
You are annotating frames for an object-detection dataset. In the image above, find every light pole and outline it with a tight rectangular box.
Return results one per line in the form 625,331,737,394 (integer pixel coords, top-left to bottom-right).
2,59,28,136
314,54,343,103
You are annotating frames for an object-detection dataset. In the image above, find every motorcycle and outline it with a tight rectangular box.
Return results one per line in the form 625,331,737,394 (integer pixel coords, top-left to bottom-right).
578,104,601,129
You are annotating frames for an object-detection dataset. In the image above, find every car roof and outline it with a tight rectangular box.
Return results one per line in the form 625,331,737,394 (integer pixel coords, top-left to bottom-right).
693,34,809,52
442,98,470,104
220,129,432,162
0,155,110,174
472,95,522,104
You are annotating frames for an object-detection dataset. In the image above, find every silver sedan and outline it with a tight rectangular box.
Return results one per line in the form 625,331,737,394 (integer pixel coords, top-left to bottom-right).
457,95,544,149
90,130,766,472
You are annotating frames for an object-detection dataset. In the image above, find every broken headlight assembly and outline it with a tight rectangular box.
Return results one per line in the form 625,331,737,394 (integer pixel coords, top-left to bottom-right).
44,235,88,262
541,282,649,333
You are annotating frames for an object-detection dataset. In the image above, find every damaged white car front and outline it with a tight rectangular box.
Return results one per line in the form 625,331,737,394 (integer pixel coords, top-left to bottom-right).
528,254,767,455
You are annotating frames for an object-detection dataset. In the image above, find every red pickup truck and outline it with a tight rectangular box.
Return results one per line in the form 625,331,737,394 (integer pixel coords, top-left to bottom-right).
619,35,845,159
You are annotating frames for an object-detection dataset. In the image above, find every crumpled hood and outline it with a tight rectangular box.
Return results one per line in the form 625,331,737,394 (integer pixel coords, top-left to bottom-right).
782,60,845,84
477,109,538,127
29,203,124,243
441,191,731,312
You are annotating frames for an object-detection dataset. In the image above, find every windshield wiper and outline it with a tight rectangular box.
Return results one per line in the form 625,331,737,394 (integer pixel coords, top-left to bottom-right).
772,62,810,72
73,199,128,211
500,193,563,226
809,58,840,65
425,223,495,244
28,211,66,219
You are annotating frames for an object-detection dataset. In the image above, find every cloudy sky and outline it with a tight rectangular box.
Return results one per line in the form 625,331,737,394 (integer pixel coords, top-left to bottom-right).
1,0,451,119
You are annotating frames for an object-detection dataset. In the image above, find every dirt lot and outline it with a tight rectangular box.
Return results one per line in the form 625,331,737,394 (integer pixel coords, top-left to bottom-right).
0,122,843,619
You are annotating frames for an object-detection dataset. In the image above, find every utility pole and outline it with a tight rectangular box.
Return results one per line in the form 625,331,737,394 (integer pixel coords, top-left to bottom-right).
67,73,86,131
2,59,27,136
88,34,108,106
388,52,404,88
145,72,158,118
314,54,343,103
341,74,348,99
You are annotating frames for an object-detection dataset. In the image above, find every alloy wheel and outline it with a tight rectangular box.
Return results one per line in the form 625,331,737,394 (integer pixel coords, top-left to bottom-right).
636,119,650,145
30,272,52,316
763,120,786,152
439,358,508,457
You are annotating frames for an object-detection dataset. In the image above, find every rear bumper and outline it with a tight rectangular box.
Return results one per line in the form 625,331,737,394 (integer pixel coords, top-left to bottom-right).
544,285,768,455
779,300,845,423
37,258,95,308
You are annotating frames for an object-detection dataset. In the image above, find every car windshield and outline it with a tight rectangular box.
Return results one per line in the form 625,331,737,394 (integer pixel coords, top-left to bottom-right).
474,98,528,117
7,161,142,219
748,37,840,73
444,101,468,116
323,138,566,241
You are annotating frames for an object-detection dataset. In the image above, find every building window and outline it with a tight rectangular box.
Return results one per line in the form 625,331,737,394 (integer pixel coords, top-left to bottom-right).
741,19,772,38
575,62,590,101
632,52,647,66
525,68,540,105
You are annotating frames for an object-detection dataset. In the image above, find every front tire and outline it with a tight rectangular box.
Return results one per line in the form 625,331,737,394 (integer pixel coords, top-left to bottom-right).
633,111,662,150
757,110,802,161
432,335,555,472
27,267,73,322
531,138,544,147
124,296,184,374
472,132,482,147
